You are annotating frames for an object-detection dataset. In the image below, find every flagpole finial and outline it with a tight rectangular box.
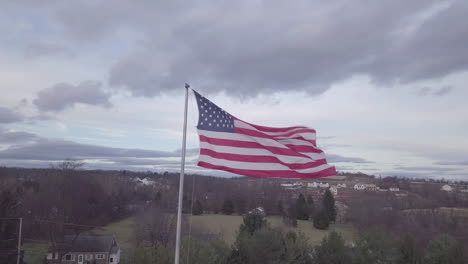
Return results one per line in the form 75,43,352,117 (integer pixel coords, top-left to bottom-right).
185,83,190,89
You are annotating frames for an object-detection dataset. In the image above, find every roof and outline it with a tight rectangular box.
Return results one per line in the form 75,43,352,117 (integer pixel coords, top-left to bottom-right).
57,235,117,253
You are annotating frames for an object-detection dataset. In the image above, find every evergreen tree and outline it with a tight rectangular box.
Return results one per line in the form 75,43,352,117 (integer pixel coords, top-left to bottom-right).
192,200,203,215
314,231,351,264
295,194,309,220
239,209,267,235
322,189,336,223
424,234,465,264
306,195,315,216
277,200,285,216
313,209,330,230
222,199,234,215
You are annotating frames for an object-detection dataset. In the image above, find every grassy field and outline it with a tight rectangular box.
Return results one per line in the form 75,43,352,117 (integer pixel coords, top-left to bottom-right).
191,214,356,245
22,214,355,264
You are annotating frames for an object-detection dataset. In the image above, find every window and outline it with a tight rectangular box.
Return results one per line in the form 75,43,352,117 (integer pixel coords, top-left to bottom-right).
54,253,58,259
95,254,105,259
85,254,93,260
64,254,74,261
110,257,114,263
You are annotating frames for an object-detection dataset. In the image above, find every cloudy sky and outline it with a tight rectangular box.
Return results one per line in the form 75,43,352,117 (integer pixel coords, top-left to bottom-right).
1,0,467,180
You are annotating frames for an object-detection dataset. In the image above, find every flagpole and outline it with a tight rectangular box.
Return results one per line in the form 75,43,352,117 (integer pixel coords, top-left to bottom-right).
174,83,190,264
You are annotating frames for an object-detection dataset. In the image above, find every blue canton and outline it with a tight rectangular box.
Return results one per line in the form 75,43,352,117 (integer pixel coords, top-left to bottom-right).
194,91,235,133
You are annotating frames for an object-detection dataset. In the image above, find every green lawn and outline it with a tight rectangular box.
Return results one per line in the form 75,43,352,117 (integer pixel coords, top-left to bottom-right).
190,214,356,246
22,213,354,264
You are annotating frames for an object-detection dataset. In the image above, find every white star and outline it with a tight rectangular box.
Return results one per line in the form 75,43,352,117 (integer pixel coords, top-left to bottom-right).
201,113,204,116
217,124,219,127
201,122,204,125
205,118,208,121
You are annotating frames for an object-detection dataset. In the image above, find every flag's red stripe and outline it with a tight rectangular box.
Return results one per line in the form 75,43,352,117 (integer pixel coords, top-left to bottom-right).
199,149,328,169
236,118,308,133
284,144,323,153
268,129,316,138
235,127,316,140
198,161,337,179
235,128,318,150
199,135,319,157
281,137,317,146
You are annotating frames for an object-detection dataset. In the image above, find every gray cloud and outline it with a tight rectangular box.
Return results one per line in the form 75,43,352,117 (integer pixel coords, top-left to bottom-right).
0,129,38,143
416,85,454,97
0,107,24,123
394,166,463,172
327,154,374,164
0,138,178,161
6,1,468,97
433,86,453,96
33,80,112,112
434,161,468,166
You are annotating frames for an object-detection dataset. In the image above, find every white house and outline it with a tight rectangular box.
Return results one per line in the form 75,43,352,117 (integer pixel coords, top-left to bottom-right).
441,184,453,192
307,182,319,188
354,184,366,191
319,182,330,188
389,187,400,192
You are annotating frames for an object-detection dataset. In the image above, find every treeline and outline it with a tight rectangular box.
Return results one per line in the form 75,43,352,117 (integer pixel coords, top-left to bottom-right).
130,209,467,264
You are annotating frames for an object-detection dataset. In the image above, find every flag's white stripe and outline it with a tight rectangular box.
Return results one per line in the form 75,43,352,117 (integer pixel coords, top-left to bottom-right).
200,142,318,164
234,120,314,136
277,138,318,147
275,132,316,141
198,129,289,149
199,155,332,173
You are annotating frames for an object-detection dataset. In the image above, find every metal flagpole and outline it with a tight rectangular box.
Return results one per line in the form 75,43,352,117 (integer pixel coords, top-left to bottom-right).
174,83,190,264
17,217,22,264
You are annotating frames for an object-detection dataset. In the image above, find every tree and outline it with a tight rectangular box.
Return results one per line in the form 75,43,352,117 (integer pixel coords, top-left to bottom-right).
397,234,422,264
222,199,234,215
295,194,309,220
313,209,330,230
424,234,465,264
306,195,315,216
353,227,398,264
192,200,203,215
313,231,351,264
323,189,336,223
0,191,22,264
228,227,312,264
181,237,229,264
277,200,284,216
239,208,267,235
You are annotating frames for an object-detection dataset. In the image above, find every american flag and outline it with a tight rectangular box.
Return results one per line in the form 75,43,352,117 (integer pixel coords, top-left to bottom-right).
194,90,337,178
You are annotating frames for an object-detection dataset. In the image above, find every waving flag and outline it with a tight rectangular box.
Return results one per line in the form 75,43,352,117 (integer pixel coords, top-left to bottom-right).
194,90,336,178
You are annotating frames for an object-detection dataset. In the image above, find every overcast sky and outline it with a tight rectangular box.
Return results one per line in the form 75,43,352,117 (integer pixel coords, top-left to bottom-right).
1,0,467,180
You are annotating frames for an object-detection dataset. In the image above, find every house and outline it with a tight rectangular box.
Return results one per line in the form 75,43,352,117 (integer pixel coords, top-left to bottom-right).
337,183,347,188
307,182,318,188
366,184,379,192
354,184,366,191
318,182,330,188
441,184,453,192
389,187,400,192
47,235,120,264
